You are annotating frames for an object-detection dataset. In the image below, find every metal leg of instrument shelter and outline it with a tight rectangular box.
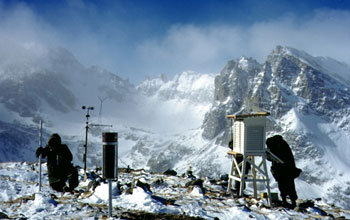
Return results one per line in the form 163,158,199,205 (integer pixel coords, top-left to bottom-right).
252,157,258,198
227,154,243,194
227,153,273,207
262,154,272,207
227,158,235,193
239,156,248,197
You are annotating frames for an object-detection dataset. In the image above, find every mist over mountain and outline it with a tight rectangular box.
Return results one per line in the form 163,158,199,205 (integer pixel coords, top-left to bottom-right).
0,45,350,209
137,71,214,104
0,46,135,120
0,44,137,163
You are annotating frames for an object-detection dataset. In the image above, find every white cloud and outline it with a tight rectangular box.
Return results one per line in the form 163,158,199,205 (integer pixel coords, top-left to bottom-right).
1,2,349,82
248,9,350,62
135,24,245,75
0,3,59,46
0,3,59,67
135,9,350,78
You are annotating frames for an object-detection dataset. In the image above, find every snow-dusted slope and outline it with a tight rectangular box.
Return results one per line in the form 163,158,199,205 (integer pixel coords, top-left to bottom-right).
281,46,350,84
134,71,214,133
137,71,214,104
117,71,215,172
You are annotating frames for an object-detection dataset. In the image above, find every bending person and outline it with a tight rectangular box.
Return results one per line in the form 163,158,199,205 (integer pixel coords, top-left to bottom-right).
266,135,301,208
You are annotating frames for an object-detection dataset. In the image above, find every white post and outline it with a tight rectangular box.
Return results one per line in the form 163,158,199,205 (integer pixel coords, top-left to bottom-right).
252,156,258,198
38,120,43,191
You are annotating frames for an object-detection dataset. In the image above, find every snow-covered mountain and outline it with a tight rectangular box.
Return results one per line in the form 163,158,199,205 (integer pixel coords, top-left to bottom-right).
0,44,215,168
0,45,137,164
0,46,135,122
1,44,350,209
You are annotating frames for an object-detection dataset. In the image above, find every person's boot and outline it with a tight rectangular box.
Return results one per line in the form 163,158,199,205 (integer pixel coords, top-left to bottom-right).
282,196,289,208
62,185,72,193
50,182,65,192
291,200,297,209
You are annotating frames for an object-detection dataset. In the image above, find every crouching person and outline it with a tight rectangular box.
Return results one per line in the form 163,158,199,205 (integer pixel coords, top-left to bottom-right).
36,133,79,193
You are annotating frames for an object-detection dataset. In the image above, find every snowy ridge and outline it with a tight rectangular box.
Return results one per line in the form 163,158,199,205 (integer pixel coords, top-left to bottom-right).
274,45,350,84
138,71,215,104
136,73,168,96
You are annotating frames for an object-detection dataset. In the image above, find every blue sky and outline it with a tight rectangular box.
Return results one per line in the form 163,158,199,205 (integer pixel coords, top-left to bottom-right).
1,0,350,83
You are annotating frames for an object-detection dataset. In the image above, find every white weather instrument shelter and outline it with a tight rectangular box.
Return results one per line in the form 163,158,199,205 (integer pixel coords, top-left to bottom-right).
226,112,273,206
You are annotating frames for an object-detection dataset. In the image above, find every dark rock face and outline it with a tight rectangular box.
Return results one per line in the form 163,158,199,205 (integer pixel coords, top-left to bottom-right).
202,57,262,141
201,104,227,140
266,46,350,119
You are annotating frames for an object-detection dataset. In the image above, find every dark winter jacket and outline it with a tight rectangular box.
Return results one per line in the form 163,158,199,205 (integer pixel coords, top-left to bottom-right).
37,133,74,184
266,135,301,181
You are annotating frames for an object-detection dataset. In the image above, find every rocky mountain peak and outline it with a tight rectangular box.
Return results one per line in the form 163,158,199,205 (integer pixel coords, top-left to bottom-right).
268,45,350,83
202,56,263,140
214,57,262,103
264,46,350,119
203,45,350,140
237,56,261,73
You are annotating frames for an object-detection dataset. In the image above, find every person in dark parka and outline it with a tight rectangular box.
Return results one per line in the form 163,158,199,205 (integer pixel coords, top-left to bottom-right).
266,135,301,208
36,133,79,192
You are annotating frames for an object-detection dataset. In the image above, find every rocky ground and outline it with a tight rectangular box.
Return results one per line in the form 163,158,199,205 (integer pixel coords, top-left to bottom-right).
0,162,349,219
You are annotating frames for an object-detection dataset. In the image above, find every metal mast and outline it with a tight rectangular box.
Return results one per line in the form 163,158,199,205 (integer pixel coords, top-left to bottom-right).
82,106,94,178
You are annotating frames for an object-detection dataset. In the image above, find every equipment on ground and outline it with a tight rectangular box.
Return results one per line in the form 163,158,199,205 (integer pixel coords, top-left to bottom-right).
102,132,118,218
